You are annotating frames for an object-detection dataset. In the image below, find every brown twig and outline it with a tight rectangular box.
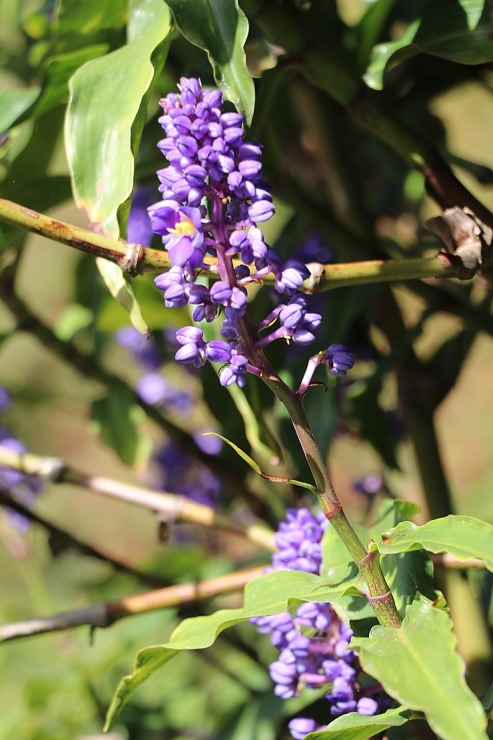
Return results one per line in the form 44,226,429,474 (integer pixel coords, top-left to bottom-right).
0,447,276,553
0,565,266,641
0,488,165,586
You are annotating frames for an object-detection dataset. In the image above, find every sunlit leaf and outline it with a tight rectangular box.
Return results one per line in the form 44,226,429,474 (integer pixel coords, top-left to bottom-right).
105,569,347,728
164,0,254,124
375,516,493,572
65,0,172,231
307,706,414,739
352,596,488,740
34,46,108,117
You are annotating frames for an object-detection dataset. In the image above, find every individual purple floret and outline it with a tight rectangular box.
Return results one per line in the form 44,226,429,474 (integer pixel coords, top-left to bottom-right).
251,506,391,738
324,344,354,377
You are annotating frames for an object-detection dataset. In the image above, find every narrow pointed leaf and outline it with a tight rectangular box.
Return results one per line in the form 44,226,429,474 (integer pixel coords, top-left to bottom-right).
204,432,317,492
105,569,346,728
376,516,493,572
164,0,254,124
352,596,488,740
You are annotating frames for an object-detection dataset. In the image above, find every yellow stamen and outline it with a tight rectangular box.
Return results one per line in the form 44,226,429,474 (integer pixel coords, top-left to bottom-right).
168,216,195,237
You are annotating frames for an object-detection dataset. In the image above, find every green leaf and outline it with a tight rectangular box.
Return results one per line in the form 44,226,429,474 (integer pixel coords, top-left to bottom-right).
352,596,488,740
91,384,143,465
363,21,420,90
34,46,109,118
365,0,493,90
354,0,399,73
414,0,493,64
0,88,41,133
164,0,255,125
57,0,128,35
65,0,172,231
376,516,493,572
306,706,413,739
105,569,347,729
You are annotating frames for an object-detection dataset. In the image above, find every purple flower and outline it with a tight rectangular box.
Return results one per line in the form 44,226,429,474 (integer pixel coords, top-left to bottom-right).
175,326,207,368
219,353,248,388
150,78,281,387
288,717,321,739
0,426,45,532
149,201,205,267
275,260,310,295
0,387,11,413
353,473,384,496
251,505,392,729
324,344,354,376
127,187,155,247
271,508,327,574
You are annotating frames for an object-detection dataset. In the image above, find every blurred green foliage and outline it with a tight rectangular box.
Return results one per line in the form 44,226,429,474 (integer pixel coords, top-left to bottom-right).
1,0,493,738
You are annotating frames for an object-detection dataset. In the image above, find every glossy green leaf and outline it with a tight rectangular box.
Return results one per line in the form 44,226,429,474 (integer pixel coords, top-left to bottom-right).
414,0,493,64
365,0,493,90
368,501,436,615
66,0,172,231
0,88,41,133
363,21,419,90
307,706,413,739
354,0,399,73
105,569,346,728
164,0,255,124
352,596,488,740
375,516,493,571
34,46,108,118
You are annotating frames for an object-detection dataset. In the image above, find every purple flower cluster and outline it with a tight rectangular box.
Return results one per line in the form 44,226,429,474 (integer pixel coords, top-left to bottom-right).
252,507,390,738
0,389,44,532
270,507,327,574
149,78,325,387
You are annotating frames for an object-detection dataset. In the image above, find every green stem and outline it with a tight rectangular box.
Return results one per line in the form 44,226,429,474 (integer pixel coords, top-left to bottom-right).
261,377,401,627
0,198,474,289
